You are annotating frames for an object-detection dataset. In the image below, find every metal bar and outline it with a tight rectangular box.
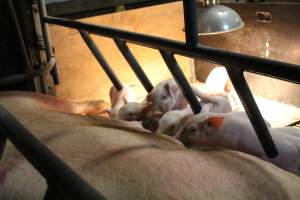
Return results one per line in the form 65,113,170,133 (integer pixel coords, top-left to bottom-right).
37,0,60,84
114,39,153,93
226,66,278,158
79,30,123,91
43,16,300,158
5,0,32,71
46,0,180,19
43,16,300,84
0,58,56,86
0,105,106,200
44,183,71,200
287,120,300,127
182,0,199,46
0,134,6,161
159,50,202,114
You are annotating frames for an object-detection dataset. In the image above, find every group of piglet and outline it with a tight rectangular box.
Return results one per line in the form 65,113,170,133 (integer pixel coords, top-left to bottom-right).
108,67,300,177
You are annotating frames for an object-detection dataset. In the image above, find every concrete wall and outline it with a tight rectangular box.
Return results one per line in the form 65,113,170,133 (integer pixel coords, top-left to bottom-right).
195,3,300,107
50,2,190,102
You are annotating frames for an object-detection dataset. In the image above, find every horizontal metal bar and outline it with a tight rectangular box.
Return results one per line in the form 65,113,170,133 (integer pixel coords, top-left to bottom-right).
0,58,56,86
226,66,278,158
43,16,300,84
79,30,123,91
0,105,106,200
114,39,153,93
46,0,180,19
160,50,202,114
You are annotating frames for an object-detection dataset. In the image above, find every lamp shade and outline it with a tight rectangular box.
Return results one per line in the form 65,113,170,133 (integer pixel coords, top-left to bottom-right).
197,5,244,35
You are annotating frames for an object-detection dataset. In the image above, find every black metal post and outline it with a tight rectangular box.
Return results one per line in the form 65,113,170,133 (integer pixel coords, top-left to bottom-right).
0,105,106,200
37,0,60,85
43,16,300,85
79,30,123,91
44,183,71,200
0,134,6,160
182,0,199,47
5,0,32,71
160,50,202,114
226,66,278,158
114,39,153,93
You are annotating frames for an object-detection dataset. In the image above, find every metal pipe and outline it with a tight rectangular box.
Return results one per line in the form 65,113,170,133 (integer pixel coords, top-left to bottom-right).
37,0,60,84
5,0,32,70
42,16,300,158
160,50,202,114
182,0,199,47
226,66,278,158
0,134,6,161
0,58,56,86
0,105,106,200
43,16,300,85
114,39,153,93
79,30,123,91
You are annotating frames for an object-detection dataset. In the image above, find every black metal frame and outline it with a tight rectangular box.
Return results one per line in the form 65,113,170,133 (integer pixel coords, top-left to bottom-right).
46,0,180,19
42,7,300,158
1,0,300,199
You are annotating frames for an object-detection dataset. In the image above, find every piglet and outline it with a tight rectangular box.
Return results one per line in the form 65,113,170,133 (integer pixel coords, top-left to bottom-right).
146,79,188,113
156,107,193,136
176,111,300,176
109,84,135,119
204,66,230,95
146,79,232,113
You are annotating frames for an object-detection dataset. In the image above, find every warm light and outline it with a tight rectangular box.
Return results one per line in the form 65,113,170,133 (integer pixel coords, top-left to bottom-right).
217,11,226,15
265,41,270,58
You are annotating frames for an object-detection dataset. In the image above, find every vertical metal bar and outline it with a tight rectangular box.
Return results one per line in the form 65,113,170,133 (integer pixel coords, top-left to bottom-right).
37,0,60,85
160,50,202,114
0,134,7,160
114,39,153,93
44,184,70,200
5,0,32,71
79,31,123,91
182,0,199,47
226,66,278,158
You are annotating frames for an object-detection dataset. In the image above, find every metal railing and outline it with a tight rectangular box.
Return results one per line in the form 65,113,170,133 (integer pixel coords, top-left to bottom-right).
41,0,300,158
0,0,300,199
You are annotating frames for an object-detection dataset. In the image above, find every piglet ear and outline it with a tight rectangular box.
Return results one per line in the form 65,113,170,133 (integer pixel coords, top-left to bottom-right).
180,114,193,125
144,93,151,105
204,117,225,129
174,114,193,138
164,82,178,99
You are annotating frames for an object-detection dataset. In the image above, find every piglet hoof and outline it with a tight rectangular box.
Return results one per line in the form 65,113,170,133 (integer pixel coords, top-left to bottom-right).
109,84,136,106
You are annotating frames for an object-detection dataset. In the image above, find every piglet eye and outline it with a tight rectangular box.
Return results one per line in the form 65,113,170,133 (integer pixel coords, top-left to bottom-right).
189,125,197,133
161,94,167,100
206,121,212,127
127,112,133,119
